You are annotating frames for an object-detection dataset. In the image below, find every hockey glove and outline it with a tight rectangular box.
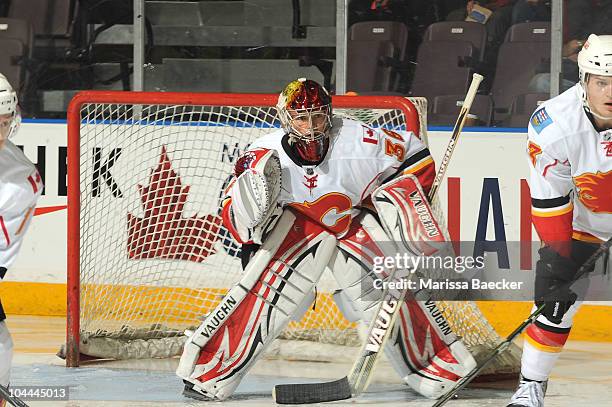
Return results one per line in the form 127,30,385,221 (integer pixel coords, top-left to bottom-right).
534,246,578,324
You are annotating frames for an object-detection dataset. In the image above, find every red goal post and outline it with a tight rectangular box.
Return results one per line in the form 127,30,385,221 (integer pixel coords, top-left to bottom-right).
64,91,426,367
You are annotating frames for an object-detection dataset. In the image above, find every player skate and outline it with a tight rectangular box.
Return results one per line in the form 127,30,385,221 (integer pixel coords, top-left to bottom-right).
507,375,547,407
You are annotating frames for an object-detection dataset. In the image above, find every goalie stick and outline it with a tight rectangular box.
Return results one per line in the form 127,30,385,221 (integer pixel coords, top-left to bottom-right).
432,236,612,407
273,73,484,404
0,384,29,407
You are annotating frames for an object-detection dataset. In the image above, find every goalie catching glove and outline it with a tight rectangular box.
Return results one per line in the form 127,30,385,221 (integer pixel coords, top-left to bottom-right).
222,148,282,244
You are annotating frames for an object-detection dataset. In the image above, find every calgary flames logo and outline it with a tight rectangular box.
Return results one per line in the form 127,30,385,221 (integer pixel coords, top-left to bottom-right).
574,170,612,213
528,141,542,167
289,193,352,235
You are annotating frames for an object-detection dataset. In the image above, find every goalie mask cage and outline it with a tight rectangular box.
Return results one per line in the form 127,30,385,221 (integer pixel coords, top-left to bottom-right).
65,91,520,378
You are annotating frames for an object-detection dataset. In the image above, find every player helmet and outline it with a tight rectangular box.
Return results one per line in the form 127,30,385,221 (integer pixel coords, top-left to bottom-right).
577,34,612,120
0,74,21,142
277,78,332,163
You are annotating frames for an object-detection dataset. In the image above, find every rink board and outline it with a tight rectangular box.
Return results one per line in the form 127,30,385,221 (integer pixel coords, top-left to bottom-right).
0,121,610,341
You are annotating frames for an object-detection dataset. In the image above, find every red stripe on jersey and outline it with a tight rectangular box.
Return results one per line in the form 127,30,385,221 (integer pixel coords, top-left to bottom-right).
27,175,38,193
532,209,573,257
526,323,569,349
0,216,10,245
542,159,559,177
359,171,384,203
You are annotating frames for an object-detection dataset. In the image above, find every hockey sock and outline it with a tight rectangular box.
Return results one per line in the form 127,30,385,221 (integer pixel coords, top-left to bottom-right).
520,322,570,381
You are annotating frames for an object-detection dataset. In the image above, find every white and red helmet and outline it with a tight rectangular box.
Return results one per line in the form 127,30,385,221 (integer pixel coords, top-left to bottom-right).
577,34,612,120
578,34,612,82
0,74,21,140
276,78,332,163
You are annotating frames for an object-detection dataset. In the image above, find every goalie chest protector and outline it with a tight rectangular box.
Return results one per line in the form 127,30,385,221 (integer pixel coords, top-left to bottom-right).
247,118,427,236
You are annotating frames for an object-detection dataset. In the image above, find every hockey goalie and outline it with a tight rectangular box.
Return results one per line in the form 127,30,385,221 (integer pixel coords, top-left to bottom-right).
176,78,477,400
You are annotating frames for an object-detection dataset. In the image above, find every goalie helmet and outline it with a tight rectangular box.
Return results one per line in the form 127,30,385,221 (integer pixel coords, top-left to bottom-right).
0,74,21,142
277,78,332,163
577,34,612,120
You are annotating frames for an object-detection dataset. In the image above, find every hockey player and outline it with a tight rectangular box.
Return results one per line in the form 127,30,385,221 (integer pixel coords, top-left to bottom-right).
508,34,612,407
0,74,43,405
176,78,478,400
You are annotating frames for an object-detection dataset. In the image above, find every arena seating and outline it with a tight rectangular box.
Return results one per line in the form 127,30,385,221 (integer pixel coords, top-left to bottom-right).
346,21,408,93
0,18,33,95
410,21,486,106
429,94,494,126
490,22,551,120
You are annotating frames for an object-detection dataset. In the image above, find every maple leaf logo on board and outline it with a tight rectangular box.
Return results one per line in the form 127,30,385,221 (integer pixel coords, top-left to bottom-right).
127,146,223,262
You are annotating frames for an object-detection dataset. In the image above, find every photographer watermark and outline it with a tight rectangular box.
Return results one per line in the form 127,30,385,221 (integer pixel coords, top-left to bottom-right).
359,241,611,302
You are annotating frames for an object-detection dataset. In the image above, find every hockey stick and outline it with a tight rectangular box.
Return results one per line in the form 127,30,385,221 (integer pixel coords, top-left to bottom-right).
429,73,484,199
432,236,612,407
273,73,484,404
0,384,29,407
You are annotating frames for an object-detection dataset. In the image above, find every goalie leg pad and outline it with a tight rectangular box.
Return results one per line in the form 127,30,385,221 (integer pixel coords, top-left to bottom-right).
0,321,13,387
330,213,397,320
176,209,337,400
386,299,477,399
332,207,476,399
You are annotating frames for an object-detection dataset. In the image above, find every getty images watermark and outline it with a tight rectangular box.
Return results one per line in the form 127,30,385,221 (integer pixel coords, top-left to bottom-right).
373,252,485,274
371,253,525,292
359,241,611,301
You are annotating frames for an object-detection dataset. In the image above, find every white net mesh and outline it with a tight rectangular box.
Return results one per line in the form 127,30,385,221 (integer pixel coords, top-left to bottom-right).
70,94,518,378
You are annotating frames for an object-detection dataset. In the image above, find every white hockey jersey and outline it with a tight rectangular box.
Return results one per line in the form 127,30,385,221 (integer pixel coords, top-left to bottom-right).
528,84,612,247
225,118,433,239
0,140,43,274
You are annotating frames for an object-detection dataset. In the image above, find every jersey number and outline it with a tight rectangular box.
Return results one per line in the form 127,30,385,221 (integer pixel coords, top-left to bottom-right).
384,139,405,161
382,129,406,161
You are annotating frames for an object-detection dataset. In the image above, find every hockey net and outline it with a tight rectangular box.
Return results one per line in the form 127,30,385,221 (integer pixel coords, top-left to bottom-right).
65,91,520,378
